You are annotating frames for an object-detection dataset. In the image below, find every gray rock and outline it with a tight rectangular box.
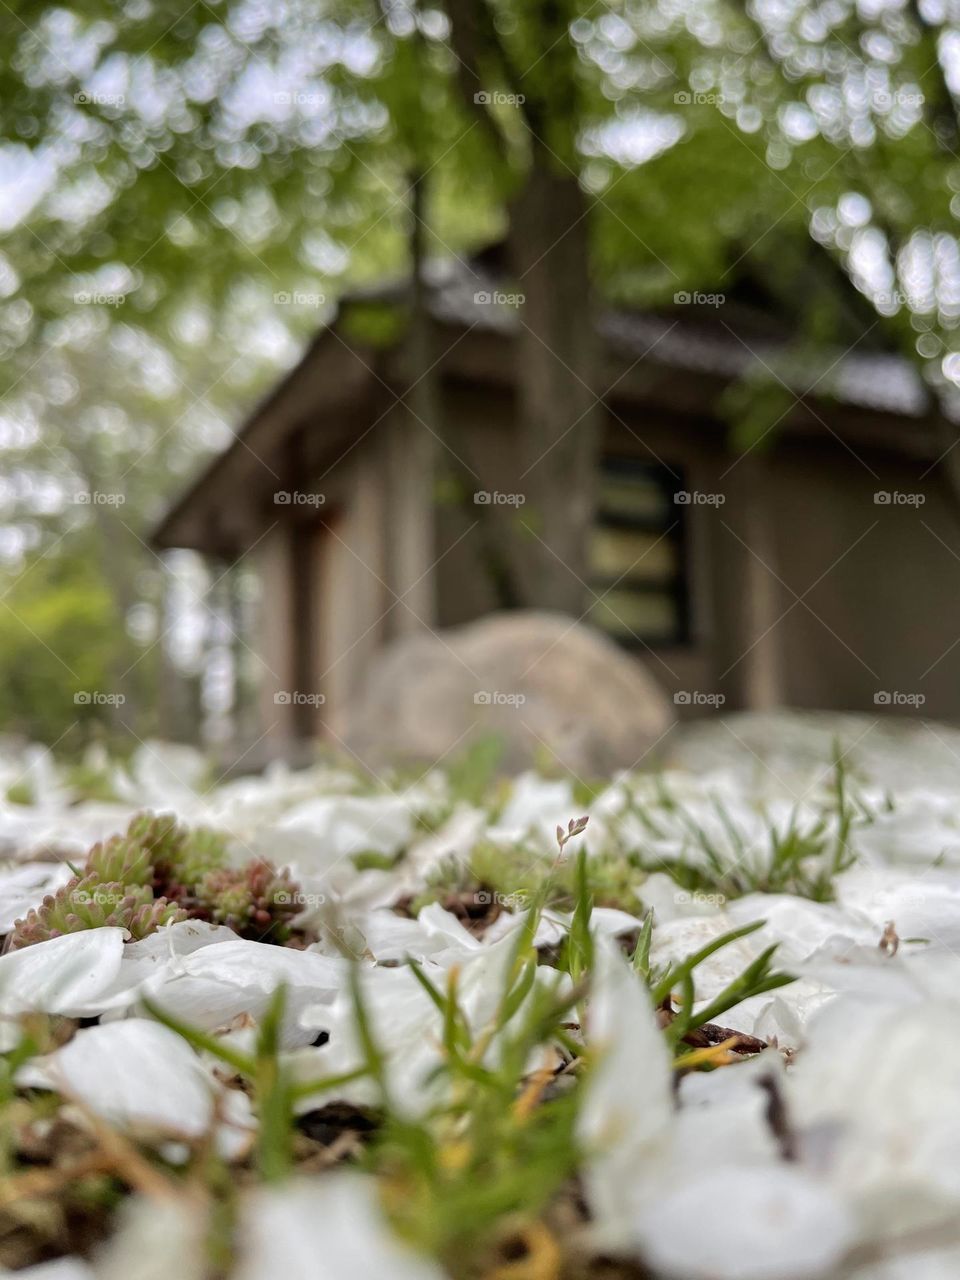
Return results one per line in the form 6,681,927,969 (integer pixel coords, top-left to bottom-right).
343,611,675,777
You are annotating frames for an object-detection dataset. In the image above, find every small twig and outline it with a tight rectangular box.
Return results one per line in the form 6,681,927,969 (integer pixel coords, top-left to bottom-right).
681,1021,768,1055
0,1151,110,1205
77,1104,181,1200
878,920,900,957
757,1071,797,1162
673,1036,743,1071
512,1049,561,1123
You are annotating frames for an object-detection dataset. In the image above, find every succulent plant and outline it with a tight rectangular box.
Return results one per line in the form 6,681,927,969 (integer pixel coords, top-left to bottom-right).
8,873,185,949
7,811,297,950
197,859,302,942
150,822,229,904
84,811,228,898
85,816,165,886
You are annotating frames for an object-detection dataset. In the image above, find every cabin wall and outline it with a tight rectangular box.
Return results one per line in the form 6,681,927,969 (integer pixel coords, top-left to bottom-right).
433,383,526,627
432,385,728,709
599,408,960,719
755,444,960,717
253,369,960,763
254,525,299,749
430,384,960,720
313,445,390,738
250,440,392,753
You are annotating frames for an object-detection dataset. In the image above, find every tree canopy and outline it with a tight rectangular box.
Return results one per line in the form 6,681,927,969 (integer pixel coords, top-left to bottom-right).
4,0,960,738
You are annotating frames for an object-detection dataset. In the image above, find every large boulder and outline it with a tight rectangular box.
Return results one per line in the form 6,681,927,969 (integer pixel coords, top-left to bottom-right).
343,611,674,776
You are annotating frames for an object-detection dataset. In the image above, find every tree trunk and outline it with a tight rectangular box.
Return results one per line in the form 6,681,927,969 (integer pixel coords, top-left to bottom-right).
508,148,601,613
395,169,439,631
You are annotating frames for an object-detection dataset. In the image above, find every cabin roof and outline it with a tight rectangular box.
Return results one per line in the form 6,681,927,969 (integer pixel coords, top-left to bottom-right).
152,249,936,555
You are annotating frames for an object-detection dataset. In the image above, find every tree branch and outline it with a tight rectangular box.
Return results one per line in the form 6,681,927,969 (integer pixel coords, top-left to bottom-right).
442,0,530,157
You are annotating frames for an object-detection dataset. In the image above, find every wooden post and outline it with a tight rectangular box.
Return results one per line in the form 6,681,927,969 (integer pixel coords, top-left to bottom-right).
716,456,785,710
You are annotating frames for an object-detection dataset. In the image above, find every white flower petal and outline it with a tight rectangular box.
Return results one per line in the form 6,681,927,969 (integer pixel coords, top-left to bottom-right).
140,938,347,1041
635,1165,854,1280
790,999,960,1237
266,794,415,872
489,772,576,845
0,928,126,1017
577,935,674,1248
93,1195,208,1280
234,1176,446,1280
17,1019,253,1157
0,861,75,932
9,1260,95,1279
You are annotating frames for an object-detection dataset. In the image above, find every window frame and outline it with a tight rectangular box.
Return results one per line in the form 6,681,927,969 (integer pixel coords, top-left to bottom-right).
589,455,690,649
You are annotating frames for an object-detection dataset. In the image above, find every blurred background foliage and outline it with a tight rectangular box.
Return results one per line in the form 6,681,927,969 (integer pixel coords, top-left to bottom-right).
3,0,960,747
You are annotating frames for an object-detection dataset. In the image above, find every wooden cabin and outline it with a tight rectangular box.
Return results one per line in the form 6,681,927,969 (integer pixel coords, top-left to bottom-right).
153,249,960,756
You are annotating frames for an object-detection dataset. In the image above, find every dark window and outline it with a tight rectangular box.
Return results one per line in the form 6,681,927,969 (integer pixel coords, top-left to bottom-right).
587,458,688,646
